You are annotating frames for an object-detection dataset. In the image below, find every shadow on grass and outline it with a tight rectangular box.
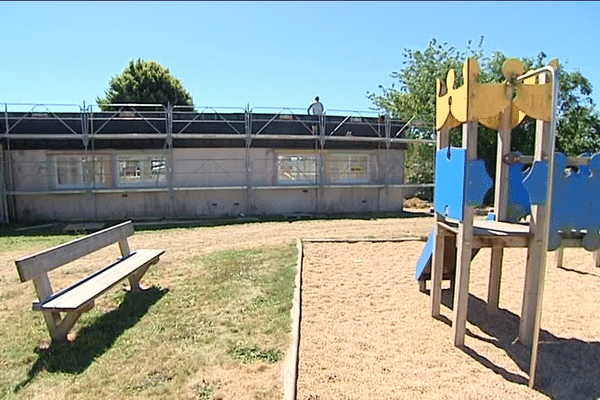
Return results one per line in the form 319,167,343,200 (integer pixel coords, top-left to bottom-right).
14,286,168,393
435,288,600,399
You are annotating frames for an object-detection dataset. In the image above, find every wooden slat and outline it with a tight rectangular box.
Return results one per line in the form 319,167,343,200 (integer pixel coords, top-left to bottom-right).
15,221,134,282
473,220,531,235
441,219,532,237
36,249,164,312
473,235,530,249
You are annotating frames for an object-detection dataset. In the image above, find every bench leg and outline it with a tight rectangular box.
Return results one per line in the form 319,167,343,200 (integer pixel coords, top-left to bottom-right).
41,310,62,341
43,302,94,342
127,259,157,291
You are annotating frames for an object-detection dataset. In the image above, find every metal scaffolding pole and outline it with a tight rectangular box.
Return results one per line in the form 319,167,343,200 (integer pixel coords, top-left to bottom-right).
166,103,175,217
244,105,253,215
317,115,326,214
81,102,93,220
0,144,8,223
1,104,6,223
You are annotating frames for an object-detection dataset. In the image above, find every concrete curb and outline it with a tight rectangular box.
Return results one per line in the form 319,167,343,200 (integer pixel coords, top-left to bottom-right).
281,237,427,400
282,239,304,400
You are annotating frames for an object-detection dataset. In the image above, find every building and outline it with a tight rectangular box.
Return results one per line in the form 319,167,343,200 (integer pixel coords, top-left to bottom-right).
0,103,434,223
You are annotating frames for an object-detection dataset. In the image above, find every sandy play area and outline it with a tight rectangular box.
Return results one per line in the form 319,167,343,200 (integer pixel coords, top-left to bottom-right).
296,240,600,400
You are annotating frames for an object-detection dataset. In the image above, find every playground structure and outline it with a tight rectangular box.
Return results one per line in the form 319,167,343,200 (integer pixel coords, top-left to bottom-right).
414,57,570,388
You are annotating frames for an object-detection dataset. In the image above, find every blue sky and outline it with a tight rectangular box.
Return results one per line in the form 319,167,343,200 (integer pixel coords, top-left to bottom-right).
1,1,599,115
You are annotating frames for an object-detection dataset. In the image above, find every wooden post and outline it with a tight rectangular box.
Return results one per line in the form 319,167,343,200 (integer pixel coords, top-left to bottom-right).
593,250,600,268
487,103,513,313
487,245,503,313
520,82,552,347
431,127,450,317
527,65,559,389
452,121,477,347
431,227,447,317
555,248,564,268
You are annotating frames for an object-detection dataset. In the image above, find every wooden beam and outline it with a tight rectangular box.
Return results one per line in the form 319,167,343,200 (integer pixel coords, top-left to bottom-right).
431,126,451,317
527,65,559,389
452,121,478,347
431,222,447,317
487,102,513,314
487,246,503,313
494,101,513,222
555,248,564,268
520,99,552,347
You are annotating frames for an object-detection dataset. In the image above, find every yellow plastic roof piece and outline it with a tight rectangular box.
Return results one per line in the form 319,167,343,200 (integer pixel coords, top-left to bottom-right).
435,58,554,131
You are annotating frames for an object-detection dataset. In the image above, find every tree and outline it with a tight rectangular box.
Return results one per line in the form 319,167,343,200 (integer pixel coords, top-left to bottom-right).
369,38,600,201
97,59,194,111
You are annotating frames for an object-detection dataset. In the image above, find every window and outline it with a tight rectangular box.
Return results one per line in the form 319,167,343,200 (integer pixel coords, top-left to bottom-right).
117,154,166,187
326,153,373,183
277,154,317,184
53,155,108,189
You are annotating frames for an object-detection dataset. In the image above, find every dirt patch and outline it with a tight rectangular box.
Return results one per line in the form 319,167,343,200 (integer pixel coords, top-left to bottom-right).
297,242,600,399
403,196,432,209
179,363,280,400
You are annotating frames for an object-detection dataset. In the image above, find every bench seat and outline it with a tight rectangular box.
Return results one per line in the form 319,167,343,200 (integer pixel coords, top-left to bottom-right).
33,249,165,312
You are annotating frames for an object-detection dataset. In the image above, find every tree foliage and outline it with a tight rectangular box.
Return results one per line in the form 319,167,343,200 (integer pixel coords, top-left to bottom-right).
369,38,600,201
97,59,194,111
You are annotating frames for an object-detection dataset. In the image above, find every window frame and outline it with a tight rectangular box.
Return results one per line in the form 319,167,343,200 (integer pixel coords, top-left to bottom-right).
325,152,374,184
51,153,110,189
115,153,168,188
276,152,318,185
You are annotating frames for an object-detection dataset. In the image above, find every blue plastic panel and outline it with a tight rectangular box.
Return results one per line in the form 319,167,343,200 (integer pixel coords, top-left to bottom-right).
506,162,531,222
465,159,493,207
584,154,600,250
434,147,467,221
545,152,600,251
522,160,548,205
434,147,492,221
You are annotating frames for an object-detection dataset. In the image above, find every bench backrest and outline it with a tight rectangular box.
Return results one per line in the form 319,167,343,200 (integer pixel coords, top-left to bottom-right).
15,221,134,282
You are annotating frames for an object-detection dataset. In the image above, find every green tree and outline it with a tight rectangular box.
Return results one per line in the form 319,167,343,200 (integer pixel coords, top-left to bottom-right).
369,38,600,201
97,59,194,111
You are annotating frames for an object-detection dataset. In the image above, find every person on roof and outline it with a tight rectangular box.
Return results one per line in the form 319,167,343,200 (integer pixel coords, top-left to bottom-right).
307,96,324,116
307,96,324,133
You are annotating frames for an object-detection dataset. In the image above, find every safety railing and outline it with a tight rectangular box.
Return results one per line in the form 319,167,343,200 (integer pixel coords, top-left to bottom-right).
2,103,84,137
2,102,436,145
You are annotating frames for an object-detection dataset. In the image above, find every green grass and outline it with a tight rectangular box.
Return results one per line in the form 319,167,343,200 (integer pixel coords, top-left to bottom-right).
0,233,83,252
0,235,297,399
230,344,282,363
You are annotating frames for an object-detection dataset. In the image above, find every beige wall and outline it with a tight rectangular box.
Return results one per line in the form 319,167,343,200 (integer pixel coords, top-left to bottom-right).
6,147,408,222
10,150,50,191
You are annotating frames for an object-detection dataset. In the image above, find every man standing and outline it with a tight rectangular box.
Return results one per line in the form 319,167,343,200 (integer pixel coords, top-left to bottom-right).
307,96,324,134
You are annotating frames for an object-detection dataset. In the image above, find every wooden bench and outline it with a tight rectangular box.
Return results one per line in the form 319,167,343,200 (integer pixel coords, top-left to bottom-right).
15,221,165,342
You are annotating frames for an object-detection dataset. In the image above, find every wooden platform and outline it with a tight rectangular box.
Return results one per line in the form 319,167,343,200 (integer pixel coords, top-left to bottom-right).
438,219,532,249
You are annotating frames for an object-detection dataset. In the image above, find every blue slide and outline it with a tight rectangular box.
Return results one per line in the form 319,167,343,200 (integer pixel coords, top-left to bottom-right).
415,229,435,280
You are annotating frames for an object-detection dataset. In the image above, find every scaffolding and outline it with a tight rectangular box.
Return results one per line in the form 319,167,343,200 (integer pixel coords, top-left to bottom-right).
1,103,435,223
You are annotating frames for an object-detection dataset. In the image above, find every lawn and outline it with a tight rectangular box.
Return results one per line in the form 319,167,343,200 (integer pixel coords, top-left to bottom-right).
0,228,297,400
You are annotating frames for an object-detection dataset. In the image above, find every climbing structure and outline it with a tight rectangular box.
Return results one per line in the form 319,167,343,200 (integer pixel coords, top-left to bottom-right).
415,57,560,388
